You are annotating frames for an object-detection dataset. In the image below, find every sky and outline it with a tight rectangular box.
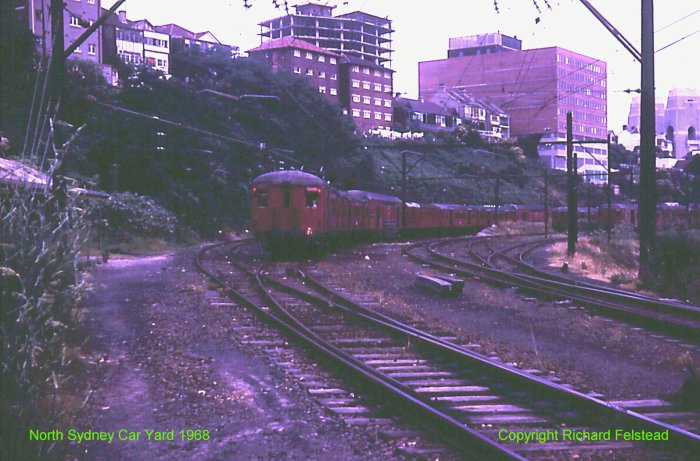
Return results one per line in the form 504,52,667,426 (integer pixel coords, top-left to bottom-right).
106,0,700,132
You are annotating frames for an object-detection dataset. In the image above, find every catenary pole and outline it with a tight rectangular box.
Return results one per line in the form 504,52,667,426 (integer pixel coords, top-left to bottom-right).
567,112,576,256
639,0,657,283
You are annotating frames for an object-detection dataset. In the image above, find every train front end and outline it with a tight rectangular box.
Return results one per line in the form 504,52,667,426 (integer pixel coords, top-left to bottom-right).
251,170,327,253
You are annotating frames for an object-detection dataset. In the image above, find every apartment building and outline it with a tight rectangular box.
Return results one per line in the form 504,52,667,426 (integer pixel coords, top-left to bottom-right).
102,10,169,74
256,2,394,131
155,24,238,57
248,37,341,104
18,0,102,63
339,56,393,131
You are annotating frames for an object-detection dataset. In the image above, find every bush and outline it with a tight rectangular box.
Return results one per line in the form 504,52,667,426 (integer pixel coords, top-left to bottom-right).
99,192,177,241
654,229,700,302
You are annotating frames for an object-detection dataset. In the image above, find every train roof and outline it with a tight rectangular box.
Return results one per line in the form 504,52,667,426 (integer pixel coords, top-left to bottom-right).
253,170,326,187
346,190,401,203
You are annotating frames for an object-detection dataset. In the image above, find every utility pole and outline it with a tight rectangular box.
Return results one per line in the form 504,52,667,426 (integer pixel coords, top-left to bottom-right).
607,133,612,243
48,0,64,117
579,0,656,281
567,112,577,256
494,176,500,226
639,0,657,283
400,150,424,228
544,169,549,238
401,152,407,227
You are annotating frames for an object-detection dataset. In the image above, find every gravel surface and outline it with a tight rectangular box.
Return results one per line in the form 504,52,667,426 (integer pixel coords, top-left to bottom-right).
313,239,700,401
65,247,397,460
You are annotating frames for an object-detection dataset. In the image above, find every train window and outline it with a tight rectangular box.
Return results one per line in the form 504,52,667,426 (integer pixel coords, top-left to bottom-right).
306,189,320,208
282,188,290,208
254,189,267,207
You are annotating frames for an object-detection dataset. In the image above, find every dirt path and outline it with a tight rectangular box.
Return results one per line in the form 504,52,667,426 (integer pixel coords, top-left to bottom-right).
67,248,387,460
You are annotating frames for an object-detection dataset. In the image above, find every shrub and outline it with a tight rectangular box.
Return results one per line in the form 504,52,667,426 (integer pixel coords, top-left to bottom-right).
654,229,700,302
98,192,177,241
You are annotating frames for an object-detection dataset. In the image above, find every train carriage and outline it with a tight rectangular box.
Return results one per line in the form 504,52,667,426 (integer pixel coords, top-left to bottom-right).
347,190,402,237
252,170,329,246
251,170,699,255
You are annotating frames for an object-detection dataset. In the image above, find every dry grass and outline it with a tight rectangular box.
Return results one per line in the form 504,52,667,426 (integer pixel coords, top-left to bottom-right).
545,226,639,286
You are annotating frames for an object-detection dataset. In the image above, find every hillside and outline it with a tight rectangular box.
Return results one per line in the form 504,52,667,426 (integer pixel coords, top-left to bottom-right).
2,47,565,237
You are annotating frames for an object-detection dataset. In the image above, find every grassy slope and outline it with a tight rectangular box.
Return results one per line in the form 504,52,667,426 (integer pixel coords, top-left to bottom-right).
354,144,561,206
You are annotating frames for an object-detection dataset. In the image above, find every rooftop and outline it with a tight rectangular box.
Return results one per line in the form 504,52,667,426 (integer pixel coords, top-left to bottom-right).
248,36,340,56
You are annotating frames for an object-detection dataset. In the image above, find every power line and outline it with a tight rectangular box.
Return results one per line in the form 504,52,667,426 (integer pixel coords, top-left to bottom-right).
656,26,700,53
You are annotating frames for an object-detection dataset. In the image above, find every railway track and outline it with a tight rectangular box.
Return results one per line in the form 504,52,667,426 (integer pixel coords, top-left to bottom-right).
409,236,700,343
196,240,700,460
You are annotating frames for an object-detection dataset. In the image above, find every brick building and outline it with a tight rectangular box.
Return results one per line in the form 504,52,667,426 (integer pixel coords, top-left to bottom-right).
256,2,394,131
18,0,103,63
419,33,608,172
339,56,393,131
248,37,341,105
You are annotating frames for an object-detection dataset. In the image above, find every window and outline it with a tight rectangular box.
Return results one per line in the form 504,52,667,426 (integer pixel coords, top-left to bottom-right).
319,86,326,94
374,83,382,91
374,97,381,106
363,67,370,75
282,188,290,207
374,70,381,76
329,57,336,64
362,96,371,104
384,99,391,107
88,44,96,55
330,73,337,80
352,65,359,72
157,59,165,67
294,49,301,57
74,45,82,53
318,71,326,78
293,66,301,74
384,71,391,79
352,94,361,103
305,52,313,60
363,110,371,119
374,112,382,120
318,55,325,62
352,108,361,117
88,0,95,3
69,15,80,27
362,81,370,89
383,85,391,92
352,79,360,88
329,88,337,96
254,189,267,207
306,69,313,76
305,188,320,208
384,113,392,121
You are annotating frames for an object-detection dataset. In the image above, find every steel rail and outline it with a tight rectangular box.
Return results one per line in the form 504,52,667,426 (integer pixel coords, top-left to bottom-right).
405,240,700,343
496,239,700,315
291,267,700,452
194,241,524,460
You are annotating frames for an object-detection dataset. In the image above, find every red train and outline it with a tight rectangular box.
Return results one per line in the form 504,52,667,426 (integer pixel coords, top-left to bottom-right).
252,170,531,249
251,170,700,250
